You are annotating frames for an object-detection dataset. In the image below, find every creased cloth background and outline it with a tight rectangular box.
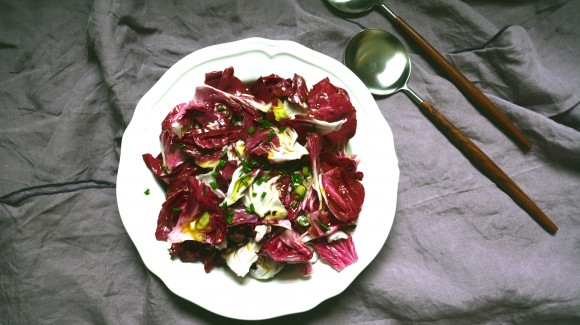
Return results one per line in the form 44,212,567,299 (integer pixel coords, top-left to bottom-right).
1,0,579,323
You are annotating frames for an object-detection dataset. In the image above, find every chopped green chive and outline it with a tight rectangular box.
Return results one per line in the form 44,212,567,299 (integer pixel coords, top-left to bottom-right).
315,219,331,231
241,160,251,173
296,215,310,227
256,176,269,185
261,192,267,199
248,126,255,135
217,106,225,112
252,192,257,198
294,185,307,199
197,211,210,229
258,119,272,130
225,111,231,118
210,181,218,189
144,188,150,195
218,159,227,168
226,210,234,224
291,172,303,185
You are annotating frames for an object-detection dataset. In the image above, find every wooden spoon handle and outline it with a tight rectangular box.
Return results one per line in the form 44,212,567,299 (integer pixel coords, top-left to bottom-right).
418,100,557,234
390,15,533,151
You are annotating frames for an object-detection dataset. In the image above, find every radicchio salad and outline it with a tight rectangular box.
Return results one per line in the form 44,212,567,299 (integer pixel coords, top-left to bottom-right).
143,67,365,280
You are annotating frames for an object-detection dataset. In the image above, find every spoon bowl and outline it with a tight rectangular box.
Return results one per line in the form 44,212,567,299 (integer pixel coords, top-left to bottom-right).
344,28,557,234
345,29,412,97
326,0,381,15
327,0,532,150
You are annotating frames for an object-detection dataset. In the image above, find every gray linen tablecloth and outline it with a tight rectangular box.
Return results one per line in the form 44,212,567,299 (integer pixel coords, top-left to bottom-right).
1,0,579,323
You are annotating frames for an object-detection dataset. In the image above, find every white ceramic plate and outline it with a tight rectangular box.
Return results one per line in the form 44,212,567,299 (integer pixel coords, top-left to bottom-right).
116,38,399,320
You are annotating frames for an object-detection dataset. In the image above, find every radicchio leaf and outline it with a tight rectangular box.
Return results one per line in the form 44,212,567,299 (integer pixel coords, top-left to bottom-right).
190,125,242,149
287,73,309,108
161,102,192,138
191,85,267,122
155,187,187,240
170,241,223,273
248,74,286,103
166,177,225,246
320,166,365,224
142,153,169,184
204,66,249,95
306,78,357,145
310,234,358,272
160,131,188,172
259,228,313,263
296,262,313,277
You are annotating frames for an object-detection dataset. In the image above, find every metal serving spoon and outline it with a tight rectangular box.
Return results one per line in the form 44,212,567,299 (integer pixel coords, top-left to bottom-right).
327,0,532,151
345,29,557,234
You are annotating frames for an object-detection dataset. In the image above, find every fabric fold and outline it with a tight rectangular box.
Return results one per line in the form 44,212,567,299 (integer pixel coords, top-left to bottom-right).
447,25,579,117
